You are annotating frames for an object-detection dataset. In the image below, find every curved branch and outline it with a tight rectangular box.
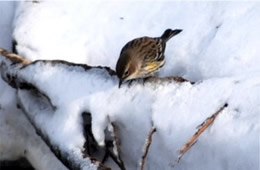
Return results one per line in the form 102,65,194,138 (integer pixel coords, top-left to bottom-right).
173,103,228,167
140,126,156,170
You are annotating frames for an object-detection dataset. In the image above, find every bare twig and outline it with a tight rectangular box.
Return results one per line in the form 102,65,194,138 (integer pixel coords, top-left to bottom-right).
0,48,116,76
145,76,194,85
101,148,110,164
109,122,126,170
1,48,193,86
172,103,228,167
82,112,99,156
105,148,125,170
140,126,157,170
0,47,31,65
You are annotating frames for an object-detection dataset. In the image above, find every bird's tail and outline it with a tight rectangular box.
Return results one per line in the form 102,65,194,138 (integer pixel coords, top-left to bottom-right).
160,29,182,42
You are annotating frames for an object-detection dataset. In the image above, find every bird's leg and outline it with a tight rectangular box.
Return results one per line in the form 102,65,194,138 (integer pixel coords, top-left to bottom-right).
143,76,154,85
127,80,134,87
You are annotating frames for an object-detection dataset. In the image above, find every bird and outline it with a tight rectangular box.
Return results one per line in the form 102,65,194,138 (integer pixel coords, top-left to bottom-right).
116,28,182,88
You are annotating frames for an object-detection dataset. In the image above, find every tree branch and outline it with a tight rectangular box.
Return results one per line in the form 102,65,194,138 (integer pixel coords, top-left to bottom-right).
140,126,157,170
172,103,228,167
0,48,193,86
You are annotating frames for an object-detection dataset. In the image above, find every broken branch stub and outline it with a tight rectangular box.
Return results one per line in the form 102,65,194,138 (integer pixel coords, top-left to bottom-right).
0,48,31,65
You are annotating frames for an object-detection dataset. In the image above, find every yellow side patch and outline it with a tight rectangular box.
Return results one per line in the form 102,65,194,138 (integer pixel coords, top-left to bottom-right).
144,62,161,72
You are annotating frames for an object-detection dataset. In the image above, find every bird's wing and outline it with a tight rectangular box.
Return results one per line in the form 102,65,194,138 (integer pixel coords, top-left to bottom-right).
143,38,166,62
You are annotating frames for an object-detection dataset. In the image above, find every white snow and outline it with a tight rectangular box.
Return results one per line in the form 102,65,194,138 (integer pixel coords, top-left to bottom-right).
0,2,15,51
0,2,67,170
1,1,260,170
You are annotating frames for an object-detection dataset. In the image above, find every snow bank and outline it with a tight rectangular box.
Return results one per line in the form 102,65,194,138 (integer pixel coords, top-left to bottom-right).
0,2,66,170
0,2,15,51
5,1,260,170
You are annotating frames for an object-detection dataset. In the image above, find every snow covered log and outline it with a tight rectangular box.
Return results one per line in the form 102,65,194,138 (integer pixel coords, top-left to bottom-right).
1,44,258,169
0,48,111,170
0,47,192,170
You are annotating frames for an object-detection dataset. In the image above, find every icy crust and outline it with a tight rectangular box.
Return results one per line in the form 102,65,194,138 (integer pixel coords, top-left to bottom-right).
8,59,259,170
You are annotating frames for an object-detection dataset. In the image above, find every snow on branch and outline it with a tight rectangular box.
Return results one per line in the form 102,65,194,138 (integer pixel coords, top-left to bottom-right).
17,90,110,170
0,47,197,169
0,47,192,89
0,48,111,170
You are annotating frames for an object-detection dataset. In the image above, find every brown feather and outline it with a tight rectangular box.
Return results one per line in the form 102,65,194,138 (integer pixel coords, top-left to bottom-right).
116,29,182,87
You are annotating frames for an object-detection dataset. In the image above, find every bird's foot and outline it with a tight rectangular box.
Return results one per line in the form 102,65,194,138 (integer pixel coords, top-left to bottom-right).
143,76,156,85
127,80,134,87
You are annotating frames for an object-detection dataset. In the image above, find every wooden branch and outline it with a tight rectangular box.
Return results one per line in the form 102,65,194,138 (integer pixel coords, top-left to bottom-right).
0,48,193,86
82,113,112,169
15,80,56,110
0,47,196,169
0,48,116,77
17,90,110,170
81,112,110,170
22,59,117,76
173,103,228,167
145,76,195,85
82,113,125,170
108,122,126,170
0,158,34,170
140,126,157,170
0,48,111,170
82,112,97,156
0,48,31,65
105,148,125,170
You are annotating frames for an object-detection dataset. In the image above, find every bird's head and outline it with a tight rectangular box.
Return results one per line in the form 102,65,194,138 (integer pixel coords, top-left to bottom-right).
116,53,139,88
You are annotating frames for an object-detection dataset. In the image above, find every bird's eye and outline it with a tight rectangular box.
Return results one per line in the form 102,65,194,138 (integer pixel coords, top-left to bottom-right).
124,70,129,76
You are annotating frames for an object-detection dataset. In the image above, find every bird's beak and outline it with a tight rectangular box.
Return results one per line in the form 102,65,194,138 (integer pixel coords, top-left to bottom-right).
118,79,123,88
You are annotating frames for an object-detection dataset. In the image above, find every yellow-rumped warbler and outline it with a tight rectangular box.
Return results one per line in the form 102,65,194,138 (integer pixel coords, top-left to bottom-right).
116,29,182,87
